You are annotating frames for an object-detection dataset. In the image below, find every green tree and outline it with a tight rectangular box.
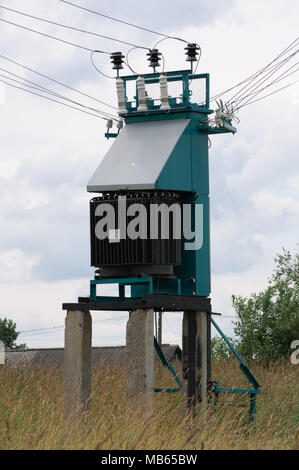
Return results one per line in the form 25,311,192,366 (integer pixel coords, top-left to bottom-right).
232,248,299,361
0,318,27,349
211,335,234,361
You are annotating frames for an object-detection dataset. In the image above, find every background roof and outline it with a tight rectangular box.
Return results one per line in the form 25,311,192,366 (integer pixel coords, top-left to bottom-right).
4,344,182,368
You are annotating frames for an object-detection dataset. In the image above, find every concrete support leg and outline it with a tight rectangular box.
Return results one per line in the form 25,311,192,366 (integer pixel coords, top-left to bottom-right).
64,310,92,413
182,310,208,415
126,308,154,405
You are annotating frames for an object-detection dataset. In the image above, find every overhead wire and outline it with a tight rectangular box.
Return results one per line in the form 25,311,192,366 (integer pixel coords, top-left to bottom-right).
0,4,148,50
210,36,299,103
227,46,298,104
228,49,298,105
0,53,117,110
125,46,147,75
0,71,58,95
0,16,109,53
236,79,299,110
20,315,128,335
90,50,115,79
0,76,113,120
0,3,200,79
124,47,140,74
233,59,299,108
59,1,198,76
0,69,118,120
151,37,200,75
60,0,187,42
59,0,197,76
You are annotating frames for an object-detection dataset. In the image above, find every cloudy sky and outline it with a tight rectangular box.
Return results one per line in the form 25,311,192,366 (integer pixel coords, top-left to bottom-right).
0,0,298,348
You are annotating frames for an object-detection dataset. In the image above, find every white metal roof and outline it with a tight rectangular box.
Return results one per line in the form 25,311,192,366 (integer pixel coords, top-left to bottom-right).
87,118,189,192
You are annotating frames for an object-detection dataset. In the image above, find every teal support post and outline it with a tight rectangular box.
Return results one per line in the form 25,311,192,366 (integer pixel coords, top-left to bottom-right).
210,317,261,422
154,336,182,393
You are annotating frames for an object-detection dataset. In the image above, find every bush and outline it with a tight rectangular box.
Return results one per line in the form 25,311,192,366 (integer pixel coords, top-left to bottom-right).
232,248,299,361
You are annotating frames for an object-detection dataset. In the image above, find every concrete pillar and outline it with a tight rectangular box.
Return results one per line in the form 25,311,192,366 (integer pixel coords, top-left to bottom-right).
182,310,208,415
64,310,92,413
126,308,154,405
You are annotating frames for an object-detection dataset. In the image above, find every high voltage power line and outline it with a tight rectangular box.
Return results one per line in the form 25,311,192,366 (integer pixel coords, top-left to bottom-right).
59,0,188,43
20,314,237,337
0,2,297,121
20,315,128,335
0,17,108,53
0,77,116,120
0,4,149,50
237,79,299,109
232,58,299,106
0,53,117,111
210,36,298,102
0,66,118,120
211,37,299,111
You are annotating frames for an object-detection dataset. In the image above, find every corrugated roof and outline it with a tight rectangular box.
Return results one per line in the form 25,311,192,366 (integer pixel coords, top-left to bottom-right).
4,344,181,369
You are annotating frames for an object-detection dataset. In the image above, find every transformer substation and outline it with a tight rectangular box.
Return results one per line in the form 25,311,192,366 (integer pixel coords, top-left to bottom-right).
63,44,260,420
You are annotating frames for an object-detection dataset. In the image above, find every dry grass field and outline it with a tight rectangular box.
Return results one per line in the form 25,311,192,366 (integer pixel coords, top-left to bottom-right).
0,358,298,450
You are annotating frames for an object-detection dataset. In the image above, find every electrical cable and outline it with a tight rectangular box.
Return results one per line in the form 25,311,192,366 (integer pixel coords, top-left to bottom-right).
0,4,148,50
0,17,109,53
210,36,299,103
90,50,115,79
56,1,200,77
60,0,186,42
218,39,298,103
0,67,118,119
236,78,299,110
0,53,117,110
152,37,201,77
0,76,111,120
0,69,118,119
227,47,298,104
0,71,57,95
233,60,299,108
125,46,146,75
20,315,128,334
228,49,298,105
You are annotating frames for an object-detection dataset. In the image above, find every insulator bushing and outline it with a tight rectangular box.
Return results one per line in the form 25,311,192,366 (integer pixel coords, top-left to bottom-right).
184,43,200,62
146,49,162,69
110,51,125,70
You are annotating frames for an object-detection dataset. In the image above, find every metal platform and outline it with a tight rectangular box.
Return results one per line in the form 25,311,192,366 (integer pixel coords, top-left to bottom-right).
62,293,212,312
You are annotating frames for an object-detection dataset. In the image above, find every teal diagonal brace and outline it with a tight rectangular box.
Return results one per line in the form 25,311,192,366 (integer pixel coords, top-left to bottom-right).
210,317,260,390
154,336,182,393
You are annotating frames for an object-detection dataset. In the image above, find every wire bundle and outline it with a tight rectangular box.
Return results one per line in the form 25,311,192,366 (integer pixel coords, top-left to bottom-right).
211,37,299,111
0,1,297,119
0,1,200,119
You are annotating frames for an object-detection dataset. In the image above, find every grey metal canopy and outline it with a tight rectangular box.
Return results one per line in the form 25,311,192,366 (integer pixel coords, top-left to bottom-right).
87,118,190,192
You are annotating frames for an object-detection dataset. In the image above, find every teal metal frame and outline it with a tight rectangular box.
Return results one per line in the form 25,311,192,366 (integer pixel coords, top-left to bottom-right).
120,69,210,112
90,277,181,302
210,317,261,422
154,336,182,393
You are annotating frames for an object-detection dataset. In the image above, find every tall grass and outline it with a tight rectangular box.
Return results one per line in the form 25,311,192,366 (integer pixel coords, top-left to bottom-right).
0,359,298,450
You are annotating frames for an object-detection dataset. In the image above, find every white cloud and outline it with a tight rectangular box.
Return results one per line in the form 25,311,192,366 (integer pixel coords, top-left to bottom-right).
251,191,299,218
0,248,40,282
